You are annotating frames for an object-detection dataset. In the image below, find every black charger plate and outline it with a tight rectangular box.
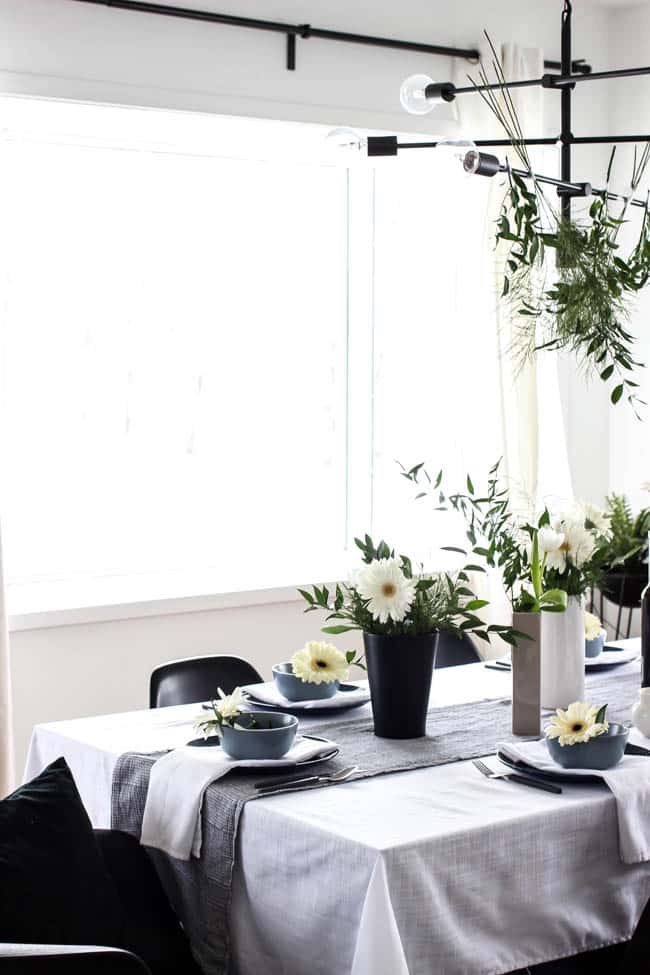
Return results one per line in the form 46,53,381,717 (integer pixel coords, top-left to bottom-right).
496,750,603,785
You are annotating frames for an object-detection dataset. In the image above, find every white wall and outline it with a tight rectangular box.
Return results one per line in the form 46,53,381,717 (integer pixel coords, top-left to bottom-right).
1,0,625,774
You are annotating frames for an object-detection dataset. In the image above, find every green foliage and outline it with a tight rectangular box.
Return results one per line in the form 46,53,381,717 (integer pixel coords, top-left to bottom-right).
402,458,597,608
473,33,650,413
498,177,649,413
297,532,526,645
600,493,650,573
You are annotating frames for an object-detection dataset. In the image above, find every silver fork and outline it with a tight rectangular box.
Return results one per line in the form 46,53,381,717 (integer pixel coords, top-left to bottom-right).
255,765,363,793
472,758,562,794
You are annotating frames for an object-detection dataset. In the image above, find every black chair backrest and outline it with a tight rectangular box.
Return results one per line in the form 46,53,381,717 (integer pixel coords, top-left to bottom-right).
435,632,481,669
149,655,262,709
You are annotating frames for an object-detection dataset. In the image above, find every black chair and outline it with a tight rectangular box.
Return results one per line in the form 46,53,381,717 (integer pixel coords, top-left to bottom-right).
149,654,262,708
0,830,201,975
0,945,150,973
435,631,481,668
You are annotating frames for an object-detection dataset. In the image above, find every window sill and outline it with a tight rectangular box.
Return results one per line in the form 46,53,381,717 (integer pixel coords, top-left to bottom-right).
6,561,350,632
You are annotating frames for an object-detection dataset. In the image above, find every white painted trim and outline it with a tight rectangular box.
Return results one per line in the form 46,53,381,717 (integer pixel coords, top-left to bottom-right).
8,583,305,632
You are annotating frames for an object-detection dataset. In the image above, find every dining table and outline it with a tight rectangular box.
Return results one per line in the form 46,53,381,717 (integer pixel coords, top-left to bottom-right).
24,639,650,975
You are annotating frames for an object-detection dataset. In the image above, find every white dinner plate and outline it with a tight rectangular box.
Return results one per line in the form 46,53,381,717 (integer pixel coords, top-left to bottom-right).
241,680,370,715
185,735,340,770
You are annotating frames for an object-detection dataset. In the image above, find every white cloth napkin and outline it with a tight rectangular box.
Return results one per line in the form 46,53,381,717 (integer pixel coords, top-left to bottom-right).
242,680,370,710
498,730,650,864
140,736,336,861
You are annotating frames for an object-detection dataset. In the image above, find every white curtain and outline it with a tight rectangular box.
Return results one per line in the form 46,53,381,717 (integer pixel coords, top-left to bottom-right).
0,522,13,796
453,42,574,657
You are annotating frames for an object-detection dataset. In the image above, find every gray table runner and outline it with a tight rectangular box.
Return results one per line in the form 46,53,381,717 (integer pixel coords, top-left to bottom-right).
111,666,641,975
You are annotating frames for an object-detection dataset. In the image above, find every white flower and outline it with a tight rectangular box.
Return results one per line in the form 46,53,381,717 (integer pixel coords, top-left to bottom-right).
642,482,650,493
584,611,603,641
214,686,247,720
545,701,609,746
547,513,597,571
356,558,417,623
537,526,566,571
577,501,610,536
291,641,350,685
560,517,597,568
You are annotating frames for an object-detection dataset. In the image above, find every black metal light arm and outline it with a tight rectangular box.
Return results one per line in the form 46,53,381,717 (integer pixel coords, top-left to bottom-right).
428,64,650,102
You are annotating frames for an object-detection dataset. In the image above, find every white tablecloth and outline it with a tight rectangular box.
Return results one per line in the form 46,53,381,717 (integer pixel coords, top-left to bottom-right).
24,644,650,975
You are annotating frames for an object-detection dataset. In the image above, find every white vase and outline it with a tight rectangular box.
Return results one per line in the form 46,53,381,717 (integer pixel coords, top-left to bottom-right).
540,596,585,709
632,688,650,739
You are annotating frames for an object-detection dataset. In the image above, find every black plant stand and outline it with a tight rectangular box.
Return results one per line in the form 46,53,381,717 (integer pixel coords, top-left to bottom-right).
591,572,648,640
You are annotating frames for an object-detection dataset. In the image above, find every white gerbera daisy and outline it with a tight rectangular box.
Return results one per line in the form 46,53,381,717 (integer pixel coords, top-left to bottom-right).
545,701,609,746
291,641,350,685
577,501,609,536
214,686,247,720
561,518,597,568
356,558,416,624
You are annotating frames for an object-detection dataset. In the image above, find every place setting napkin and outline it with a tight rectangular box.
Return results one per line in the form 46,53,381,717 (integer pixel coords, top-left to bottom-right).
140,735,337,861
241,680,370,710
497,728,650,864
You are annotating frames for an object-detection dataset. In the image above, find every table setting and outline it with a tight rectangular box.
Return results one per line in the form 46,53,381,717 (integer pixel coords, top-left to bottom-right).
22,512,650,975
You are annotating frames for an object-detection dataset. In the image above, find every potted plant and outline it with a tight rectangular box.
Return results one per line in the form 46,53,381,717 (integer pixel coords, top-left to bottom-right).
599,492,650,608
403,461,610,711
298,535,523,739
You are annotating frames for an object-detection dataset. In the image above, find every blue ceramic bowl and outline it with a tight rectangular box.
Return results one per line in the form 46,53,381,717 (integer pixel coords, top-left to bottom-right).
585,629,606,658
272,662,339,701
220,711,298,760
545,722,629,770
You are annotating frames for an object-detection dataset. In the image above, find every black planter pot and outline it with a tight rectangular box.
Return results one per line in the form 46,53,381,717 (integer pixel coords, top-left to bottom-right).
601,570,648,609
363,631,438,739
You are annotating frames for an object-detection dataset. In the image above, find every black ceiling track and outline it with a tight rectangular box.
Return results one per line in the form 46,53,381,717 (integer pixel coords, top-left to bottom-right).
70,0,591,75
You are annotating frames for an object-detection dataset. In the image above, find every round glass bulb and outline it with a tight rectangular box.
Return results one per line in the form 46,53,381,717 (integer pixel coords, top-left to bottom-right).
436,138,478,177
399,74,436,115
325,127,366,154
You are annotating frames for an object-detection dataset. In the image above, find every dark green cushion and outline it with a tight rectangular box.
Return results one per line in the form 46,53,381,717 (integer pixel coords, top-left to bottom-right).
0,757,124,947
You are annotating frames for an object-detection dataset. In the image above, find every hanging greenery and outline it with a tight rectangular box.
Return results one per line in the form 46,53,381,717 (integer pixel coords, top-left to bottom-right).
473,35,650,411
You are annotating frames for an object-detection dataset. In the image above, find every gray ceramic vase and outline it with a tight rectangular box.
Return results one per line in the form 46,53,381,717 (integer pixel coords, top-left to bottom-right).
220,711,298,760
511,612,541,737
545,722,629,770
272,662,338,701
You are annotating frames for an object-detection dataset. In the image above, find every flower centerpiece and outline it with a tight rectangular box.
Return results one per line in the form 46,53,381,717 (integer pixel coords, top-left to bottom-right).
194,687,248,738
194,687,298,760
272,641,361,702
544,701,628,771
298,534,524,739
545,701,609,747
585,611,606,658
403,460,611,712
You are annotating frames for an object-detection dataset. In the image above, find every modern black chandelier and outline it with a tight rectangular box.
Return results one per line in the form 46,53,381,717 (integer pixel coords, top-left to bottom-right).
71,0,650,217
366,1,650,219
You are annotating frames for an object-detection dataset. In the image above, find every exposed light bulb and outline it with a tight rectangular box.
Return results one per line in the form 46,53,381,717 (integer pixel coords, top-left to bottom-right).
399,74,437,115
463,149,502,177
325,127,367,153
436,138,478,177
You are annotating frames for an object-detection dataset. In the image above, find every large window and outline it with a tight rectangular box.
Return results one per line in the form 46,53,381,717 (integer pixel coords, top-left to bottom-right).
0,96,502,610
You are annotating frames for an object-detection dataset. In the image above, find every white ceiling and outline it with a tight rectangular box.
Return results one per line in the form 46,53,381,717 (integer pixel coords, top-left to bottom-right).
581,0,649,7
